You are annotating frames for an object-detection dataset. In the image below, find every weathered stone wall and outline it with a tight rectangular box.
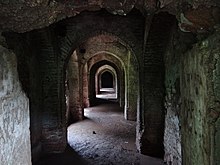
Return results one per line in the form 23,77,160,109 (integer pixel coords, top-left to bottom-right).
210,30,220,165
180,30,220,165
215,117,220,165
5,29,67,156
3,31,47,162
163,29,183,164
0,44,31,165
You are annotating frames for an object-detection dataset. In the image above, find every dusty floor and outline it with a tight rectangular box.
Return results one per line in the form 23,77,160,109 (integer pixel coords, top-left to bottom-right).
35,103,163,165
96,88,117,99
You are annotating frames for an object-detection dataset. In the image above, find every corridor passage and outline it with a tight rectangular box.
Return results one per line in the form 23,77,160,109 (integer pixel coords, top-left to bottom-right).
67,104,163,165
34,103,163,165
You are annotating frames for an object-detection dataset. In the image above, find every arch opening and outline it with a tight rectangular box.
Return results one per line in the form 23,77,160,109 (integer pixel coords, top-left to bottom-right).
63,30,140,164
101,71,114,88
0,8,181,165
96,65,118,100
88,58,121,106
55,10,143,163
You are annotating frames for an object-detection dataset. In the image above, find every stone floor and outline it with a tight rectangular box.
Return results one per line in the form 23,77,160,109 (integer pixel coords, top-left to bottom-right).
96,88,117,99
35,103,163,165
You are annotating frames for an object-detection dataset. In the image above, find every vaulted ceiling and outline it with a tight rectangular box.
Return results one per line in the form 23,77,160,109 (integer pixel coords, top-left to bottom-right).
0,0,219,33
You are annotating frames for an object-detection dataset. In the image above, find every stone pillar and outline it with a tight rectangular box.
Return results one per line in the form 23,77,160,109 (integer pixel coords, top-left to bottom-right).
139,13,176,158
39,30,67,153
0,45,31,165
125,51,138,121
83,63,90,107
66,53,83,123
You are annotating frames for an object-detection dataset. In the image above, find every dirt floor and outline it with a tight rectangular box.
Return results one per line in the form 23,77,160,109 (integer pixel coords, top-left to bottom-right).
35,103,163,165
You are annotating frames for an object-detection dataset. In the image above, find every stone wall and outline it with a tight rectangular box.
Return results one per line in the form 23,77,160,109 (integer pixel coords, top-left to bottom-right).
180,30,220,165
4,31,46,162
163,29,183,165
4,29,67,157
0,44,31,165
164,28,220,165
210,31,220,165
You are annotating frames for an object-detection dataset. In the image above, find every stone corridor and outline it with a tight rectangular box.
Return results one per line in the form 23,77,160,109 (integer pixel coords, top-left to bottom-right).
35,103,163,165
1,1,220,165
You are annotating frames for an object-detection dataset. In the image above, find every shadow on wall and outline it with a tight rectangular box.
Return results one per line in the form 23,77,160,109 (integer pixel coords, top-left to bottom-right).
33,145,87,165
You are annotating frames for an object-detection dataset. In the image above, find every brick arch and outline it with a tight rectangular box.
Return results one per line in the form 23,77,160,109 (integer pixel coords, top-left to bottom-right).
49,9,144,155
83,51,127,106
60,29,140,117
84,51,139,121
57,9,144,70
61,31,140,71
95,65,117,89
84,53,124,108
89,60,120,105
60,32,139,110
96,65,117,96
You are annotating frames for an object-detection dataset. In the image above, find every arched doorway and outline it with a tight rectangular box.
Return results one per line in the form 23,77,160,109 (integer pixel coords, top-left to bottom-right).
96,65,118,100
58,10,142,163
101,71,114,88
